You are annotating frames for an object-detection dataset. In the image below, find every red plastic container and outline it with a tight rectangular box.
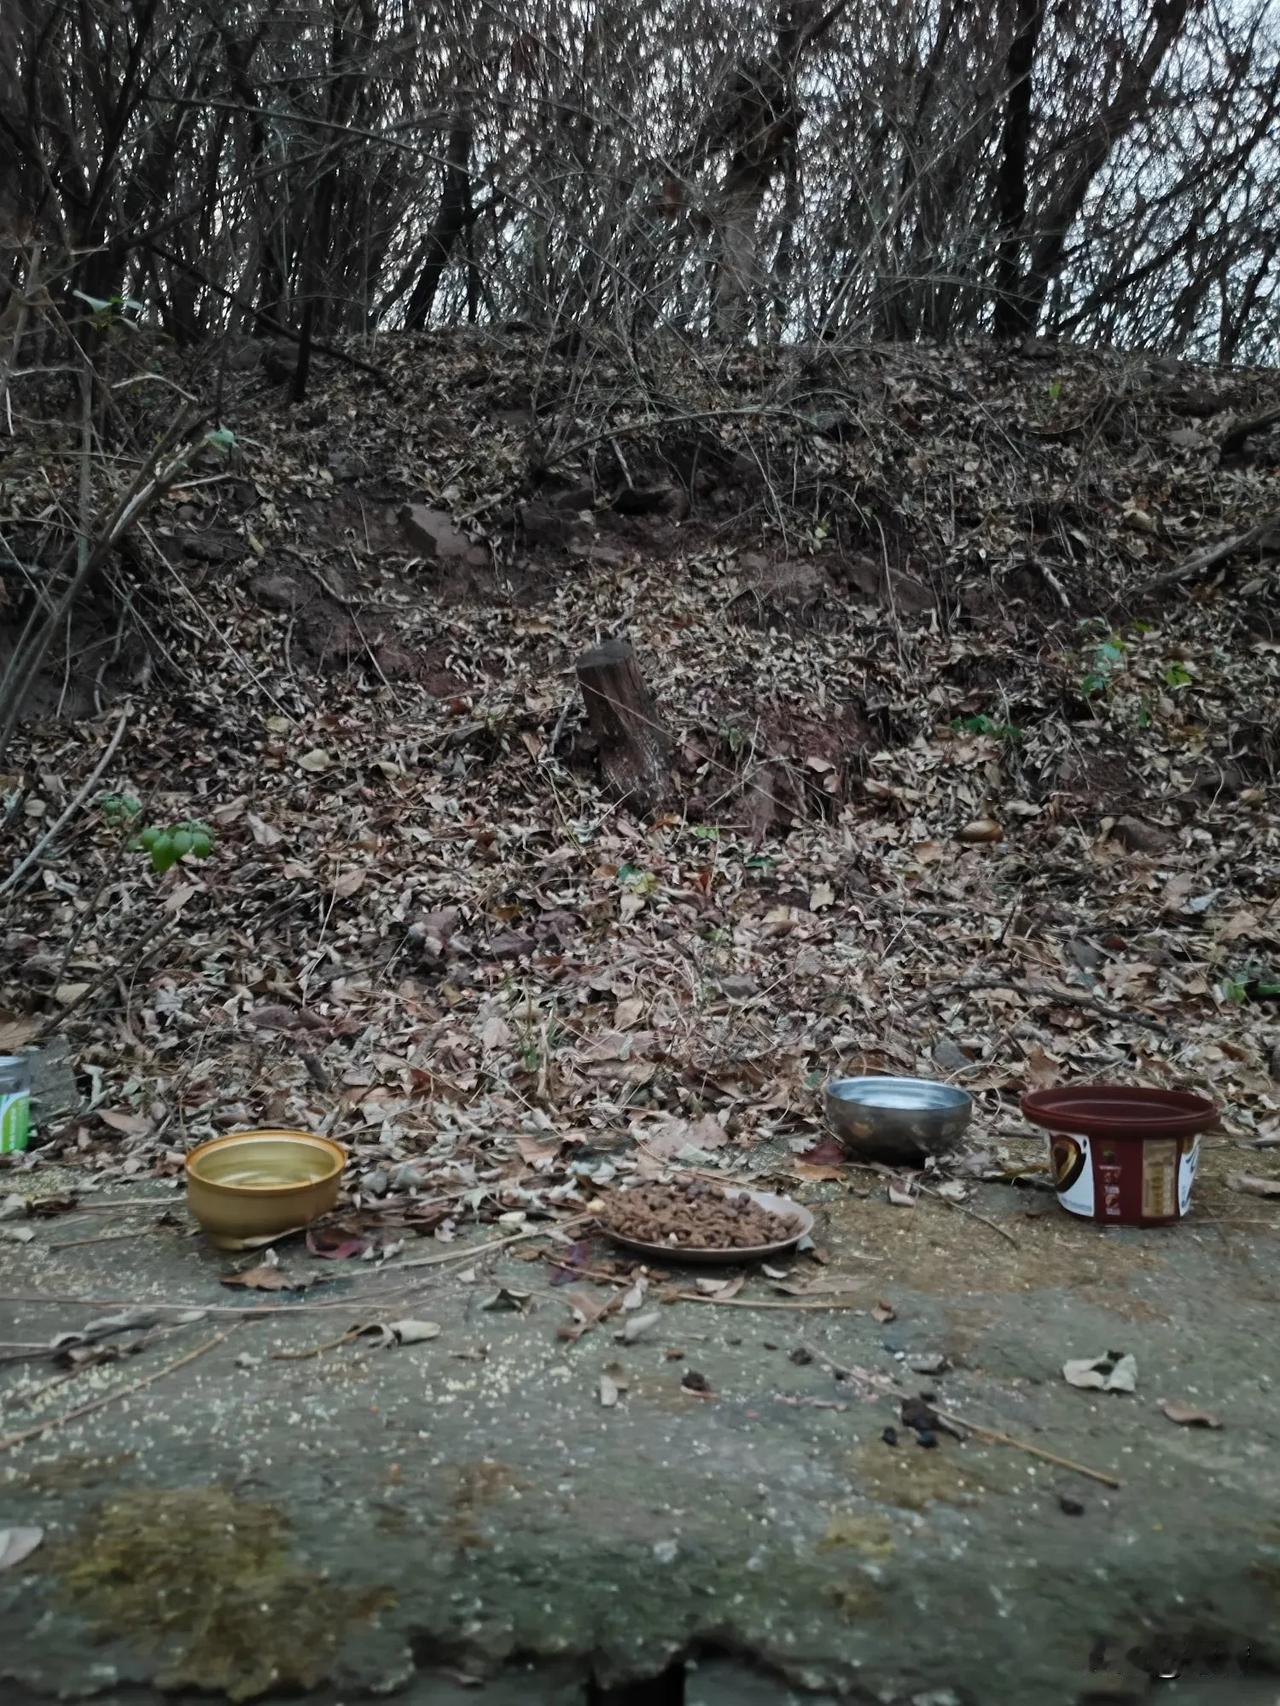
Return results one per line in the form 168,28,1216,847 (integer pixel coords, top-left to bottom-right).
1021,1087,1217,1226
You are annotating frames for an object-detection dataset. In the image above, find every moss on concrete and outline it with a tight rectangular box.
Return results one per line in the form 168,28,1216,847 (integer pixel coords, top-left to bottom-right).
44,1488,392,1701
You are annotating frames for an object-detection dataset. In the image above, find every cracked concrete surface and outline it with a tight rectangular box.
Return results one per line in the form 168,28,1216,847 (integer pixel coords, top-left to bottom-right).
2,1166,1279,1705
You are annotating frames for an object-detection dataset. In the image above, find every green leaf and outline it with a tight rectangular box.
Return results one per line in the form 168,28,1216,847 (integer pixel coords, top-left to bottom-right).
1162,662,1193,689
171,830,194,857
206,426,237,452
72,290,114,314
689,824,720,841
1080,673,1107,698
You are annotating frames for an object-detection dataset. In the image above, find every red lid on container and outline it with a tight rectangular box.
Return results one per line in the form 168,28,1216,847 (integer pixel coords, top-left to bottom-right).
1021,1086,1216,1141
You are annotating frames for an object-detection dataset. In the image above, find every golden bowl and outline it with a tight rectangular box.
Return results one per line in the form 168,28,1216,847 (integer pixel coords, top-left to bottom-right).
186,1129,346,1250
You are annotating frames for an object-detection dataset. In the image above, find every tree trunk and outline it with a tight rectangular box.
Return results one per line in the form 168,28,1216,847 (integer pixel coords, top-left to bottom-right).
404,88,475,330
992,0,1046,340
576,637,671,813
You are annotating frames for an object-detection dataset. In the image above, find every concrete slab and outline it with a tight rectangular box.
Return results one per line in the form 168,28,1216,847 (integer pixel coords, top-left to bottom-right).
2,1168,1279,1706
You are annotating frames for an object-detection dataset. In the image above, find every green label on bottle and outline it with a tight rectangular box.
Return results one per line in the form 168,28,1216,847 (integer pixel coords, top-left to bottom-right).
0,1091,29,1153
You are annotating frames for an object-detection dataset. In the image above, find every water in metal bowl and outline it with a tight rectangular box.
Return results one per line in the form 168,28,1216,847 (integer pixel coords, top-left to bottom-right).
825,1076,972,1164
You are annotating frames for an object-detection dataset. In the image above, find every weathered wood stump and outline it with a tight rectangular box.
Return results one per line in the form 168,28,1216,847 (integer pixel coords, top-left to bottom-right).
575,637,671,813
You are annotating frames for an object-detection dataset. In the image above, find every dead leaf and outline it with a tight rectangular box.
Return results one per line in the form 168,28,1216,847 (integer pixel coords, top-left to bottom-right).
599,1373,621,1408
871,1300,896,1324
247,812,283,847
297,748,332,773
1159,1399,1222,1429
0,1018,36,1051
614,995,646,1030
887,1182,916,1207
359,1318,442,1348
332,868,366,898
0,1527,43,1571
479,1013,513,1051
617,1309,662,1344
221,1264,300,1292
482,1286,532,1312
1220,909,1259,943
98,1109,150,1137
516,1133,561,1166
809,880,835,910
1063,1351,1137,1393
957,817,1004,844
384,1319,441,1344
796,1136,845,1167
1228,1174,1280,1198
306,1228,370,1259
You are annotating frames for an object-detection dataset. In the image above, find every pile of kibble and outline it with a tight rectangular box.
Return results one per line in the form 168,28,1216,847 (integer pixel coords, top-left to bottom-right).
599,1181,795,1249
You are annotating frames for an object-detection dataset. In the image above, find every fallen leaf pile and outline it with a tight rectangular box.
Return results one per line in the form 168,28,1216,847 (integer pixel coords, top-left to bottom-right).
0,332,1276,1228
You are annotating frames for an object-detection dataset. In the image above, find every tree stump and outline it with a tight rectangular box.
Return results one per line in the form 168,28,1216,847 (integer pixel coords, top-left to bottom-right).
575,637,671,813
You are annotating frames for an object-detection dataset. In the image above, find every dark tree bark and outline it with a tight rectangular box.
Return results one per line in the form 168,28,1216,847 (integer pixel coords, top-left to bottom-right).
992,0,1046,340
404,87,475,330
576,637,671,813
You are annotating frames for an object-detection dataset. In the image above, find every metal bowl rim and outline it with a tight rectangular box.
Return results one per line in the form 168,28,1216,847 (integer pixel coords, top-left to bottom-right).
824,1075,973,1110
186,1129,347,1196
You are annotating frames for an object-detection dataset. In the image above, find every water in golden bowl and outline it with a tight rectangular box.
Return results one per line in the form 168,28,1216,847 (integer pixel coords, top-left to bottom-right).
186,1129,345,1250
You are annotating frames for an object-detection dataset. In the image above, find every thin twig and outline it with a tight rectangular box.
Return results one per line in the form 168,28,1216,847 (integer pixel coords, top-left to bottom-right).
918,1183,1020,1248
0,1327,233,1453
47,1230,145,1251
930,1406,1122,1489
799,1342,1121,1488
675,1294,862,1311
395,1211,594,1270
31,911,170,1044
270,1327,361,1361
1135,506,1280,596
0,707,130,897
903,975,1177,1037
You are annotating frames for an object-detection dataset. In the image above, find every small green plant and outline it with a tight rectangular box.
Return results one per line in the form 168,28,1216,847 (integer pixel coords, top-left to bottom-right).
1162,661,1194,690
98,793,142,824
951,713,1022,742
135,820,214,874
100,796,214,873
617,864,658,896
1047,377,1064,404
1079,631,1128,698
1222,965,1280,1005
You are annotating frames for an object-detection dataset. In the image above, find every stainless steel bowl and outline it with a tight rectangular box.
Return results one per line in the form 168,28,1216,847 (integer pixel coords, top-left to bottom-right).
824,1076,973,1164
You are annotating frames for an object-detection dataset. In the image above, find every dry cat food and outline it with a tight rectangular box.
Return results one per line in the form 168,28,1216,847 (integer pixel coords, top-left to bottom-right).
599,1181,796,1250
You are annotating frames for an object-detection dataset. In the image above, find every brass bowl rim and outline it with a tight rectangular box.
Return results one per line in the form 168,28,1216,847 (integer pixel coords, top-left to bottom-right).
185,1128,346,1197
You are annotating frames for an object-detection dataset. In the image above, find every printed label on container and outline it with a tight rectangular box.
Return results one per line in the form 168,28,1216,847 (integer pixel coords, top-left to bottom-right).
1050,1130,1093,1217
1178,1135,1200,1216
0,1091,29,1154
1142,1138,1177,1220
